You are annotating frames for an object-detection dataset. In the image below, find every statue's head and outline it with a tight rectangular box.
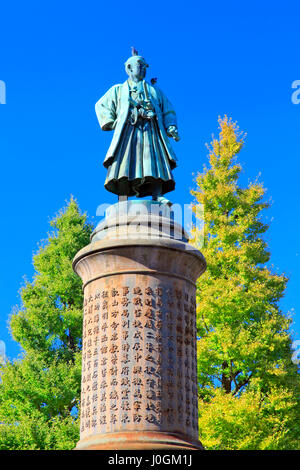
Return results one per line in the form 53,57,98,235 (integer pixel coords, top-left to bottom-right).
125,48,148,81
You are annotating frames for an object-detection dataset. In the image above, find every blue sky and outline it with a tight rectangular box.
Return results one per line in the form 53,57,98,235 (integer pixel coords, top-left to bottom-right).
0,1,299,361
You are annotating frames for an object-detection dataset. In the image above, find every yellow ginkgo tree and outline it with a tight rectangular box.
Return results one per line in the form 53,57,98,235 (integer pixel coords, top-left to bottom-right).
191,116,300,450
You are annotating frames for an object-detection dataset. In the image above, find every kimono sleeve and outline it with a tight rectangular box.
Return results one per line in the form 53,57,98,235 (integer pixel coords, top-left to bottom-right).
95,85,121,131
159,90,178,130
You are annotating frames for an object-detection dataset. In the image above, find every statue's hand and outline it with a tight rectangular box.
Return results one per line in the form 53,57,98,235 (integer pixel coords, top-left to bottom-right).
139,108,155,120
102,120,115,131
167,125,180,141
146,110,156,120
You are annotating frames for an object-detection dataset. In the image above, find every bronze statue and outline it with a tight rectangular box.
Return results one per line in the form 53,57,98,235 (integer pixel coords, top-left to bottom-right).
95,49,180,205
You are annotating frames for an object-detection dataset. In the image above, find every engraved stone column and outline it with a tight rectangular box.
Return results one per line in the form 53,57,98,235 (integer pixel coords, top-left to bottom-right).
73,201,206,450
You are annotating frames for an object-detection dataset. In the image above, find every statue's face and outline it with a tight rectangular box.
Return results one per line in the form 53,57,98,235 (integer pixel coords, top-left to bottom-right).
127,58,147,81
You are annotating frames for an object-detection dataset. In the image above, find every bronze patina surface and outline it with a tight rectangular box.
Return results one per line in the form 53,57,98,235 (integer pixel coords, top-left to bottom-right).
95,49,180,206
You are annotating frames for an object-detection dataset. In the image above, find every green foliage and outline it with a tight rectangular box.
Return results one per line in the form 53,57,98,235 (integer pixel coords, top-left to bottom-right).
0,198,93,450
191,116,300,449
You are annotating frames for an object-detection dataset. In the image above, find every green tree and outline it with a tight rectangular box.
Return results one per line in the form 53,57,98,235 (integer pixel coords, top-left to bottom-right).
191,116,300,450
0,198,92,450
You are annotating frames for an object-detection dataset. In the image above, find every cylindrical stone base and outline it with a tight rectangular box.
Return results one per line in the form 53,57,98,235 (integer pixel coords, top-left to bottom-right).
73,206,206,450
76,431,203,450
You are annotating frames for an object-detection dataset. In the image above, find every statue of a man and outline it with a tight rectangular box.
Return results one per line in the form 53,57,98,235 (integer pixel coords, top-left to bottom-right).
95,49,180,205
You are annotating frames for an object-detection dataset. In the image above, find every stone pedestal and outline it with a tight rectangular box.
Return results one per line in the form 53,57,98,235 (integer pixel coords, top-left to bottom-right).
73,201,206,450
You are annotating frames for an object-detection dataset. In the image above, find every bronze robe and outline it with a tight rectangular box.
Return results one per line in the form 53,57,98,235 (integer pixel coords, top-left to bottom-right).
95,80,178,197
